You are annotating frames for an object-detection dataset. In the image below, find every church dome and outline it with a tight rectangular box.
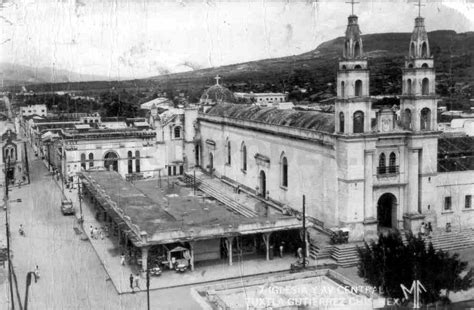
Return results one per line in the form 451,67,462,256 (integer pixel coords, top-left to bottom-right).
200,76,236,105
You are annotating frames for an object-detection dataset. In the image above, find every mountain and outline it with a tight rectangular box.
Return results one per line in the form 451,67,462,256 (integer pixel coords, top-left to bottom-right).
0,63,113,87
3,30,474,99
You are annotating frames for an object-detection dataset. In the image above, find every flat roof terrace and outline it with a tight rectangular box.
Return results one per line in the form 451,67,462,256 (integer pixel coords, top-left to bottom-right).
79,171,301,247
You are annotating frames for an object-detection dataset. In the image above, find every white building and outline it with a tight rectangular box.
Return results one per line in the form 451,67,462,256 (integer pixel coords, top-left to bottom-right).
20,104,47,117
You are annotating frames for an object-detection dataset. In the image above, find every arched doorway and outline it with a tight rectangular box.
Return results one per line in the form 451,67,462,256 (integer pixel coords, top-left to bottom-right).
377,193,397,229
208,152,214,175
104,151,119,172
195,144,200,166
259,170,266,198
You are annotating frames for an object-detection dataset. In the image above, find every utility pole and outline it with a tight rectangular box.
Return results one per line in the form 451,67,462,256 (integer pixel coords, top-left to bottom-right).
77,176,83,227
193,169,196,196
302,195,306,270
146,268,150,310
23,141,30,184
4,158,15,310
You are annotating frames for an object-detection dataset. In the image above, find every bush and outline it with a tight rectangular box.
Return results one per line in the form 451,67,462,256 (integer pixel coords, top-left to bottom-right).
330,230,349,245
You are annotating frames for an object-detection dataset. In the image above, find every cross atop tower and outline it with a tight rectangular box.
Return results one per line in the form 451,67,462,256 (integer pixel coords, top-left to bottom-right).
346,0,359,15
415,0,425,17
214,75,221,85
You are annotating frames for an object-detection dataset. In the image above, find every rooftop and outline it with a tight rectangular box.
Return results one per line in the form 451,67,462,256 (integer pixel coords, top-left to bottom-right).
205,103,335,133
80,171,300,246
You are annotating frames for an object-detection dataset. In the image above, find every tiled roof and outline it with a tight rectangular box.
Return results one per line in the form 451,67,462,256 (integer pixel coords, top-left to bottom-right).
205,103,335,133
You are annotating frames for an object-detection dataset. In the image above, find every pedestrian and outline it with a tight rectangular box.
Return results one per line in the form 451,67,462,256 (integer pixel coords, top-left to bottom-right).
134,273,140,289
121,253,125,266
427,222,433,238
297,247,303,260
279,242,284,258
419,222,425,236
34,265,40,282
129,273,134,293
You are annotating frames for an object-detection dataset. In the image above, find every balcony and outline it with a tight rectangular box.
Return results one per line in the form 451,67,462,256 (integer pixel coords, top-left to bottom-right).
377,165,399,176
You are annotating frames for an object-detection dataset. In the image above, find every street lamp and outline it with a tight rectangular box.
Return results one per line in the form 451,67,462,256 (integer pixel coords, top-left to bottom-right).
146,268,150,310
24,271,38,310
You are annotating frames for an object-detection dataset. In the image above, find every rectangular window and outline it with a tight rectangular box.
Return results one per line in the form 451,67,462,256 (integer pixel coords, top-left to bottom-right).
466,195,472,209
444,196,452,211
173,166,177,176
168,166,172,176
179,165,184,175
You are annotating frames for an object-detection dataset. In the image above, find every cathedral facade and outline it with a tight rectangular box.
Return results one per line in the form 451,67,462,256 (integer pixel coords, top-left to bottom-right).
192,12,474,241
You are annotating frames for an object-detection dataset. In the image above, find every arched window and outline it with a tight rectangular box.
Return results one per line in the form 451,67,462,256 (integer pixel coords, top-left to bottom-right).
354,65,362,69
241,143,247,172
135,151,140,173
404,109,412,129
344,41,350,57
226,140,231,165
421,63,428,68
422,78,429,95
174,126,182,139
406,79,412,95
354,41,361,58
128,151,133,174
355,80,362,97
341,65,347,70
353,111,364,133
379,153,386,174
339,112,345,133
389,152,396,173
281,154,288,188
408,63,414,69
421,42,428,57
80,153,86,170
88,153,94,168
420,108,431,130
410,42,416,57
341,81,345,98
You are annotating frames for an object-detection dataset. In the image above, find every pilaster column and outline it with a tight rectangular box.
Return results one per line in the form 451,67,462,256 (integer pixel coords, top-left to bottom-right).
189,242,195,271
226,237,234,266
141,246,149,271
262,232,272,261
364,150,374,220
407,149,420,214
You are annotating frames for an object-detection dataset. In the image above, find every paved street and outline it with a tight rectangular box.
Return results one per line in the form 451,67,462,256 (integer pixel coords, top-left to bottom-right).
0,142,202,310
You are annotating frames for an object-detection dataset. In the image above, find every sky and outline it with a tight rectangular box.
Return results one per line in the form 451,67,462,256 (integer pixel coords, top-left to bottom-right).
1,0,474,81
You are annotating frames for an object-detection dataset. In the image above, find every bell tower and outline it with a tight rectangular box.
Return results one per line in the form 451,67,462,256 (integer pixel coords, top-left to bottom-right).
400,4,437,132
335,2,372,135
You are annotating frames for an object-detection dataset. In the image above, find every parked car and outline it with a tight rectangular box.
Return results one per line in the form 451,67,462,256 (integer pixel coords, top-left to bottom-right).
60,199,75,215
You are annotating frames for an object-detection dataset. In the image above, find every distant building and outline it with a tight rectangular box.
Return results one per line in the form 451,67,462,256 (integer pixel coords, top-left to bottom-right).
1,125,28,186
234,92,287,106
140,97,172,110
19,104,47,117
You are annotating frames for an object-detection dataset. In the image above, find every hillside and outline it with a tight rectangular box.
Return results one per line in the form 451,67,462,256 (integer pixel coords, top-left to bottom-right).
3,30,474,100
0,63,112,87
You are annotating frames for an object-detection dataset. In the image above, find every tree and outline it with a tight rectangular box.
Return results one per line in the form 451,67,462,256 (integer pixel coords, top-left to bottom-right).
358,231,473,306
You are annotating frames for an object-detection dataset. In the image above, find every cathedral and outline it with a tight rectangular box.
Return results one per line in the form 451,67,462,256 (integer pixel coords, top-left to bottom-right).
192,9,474,241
